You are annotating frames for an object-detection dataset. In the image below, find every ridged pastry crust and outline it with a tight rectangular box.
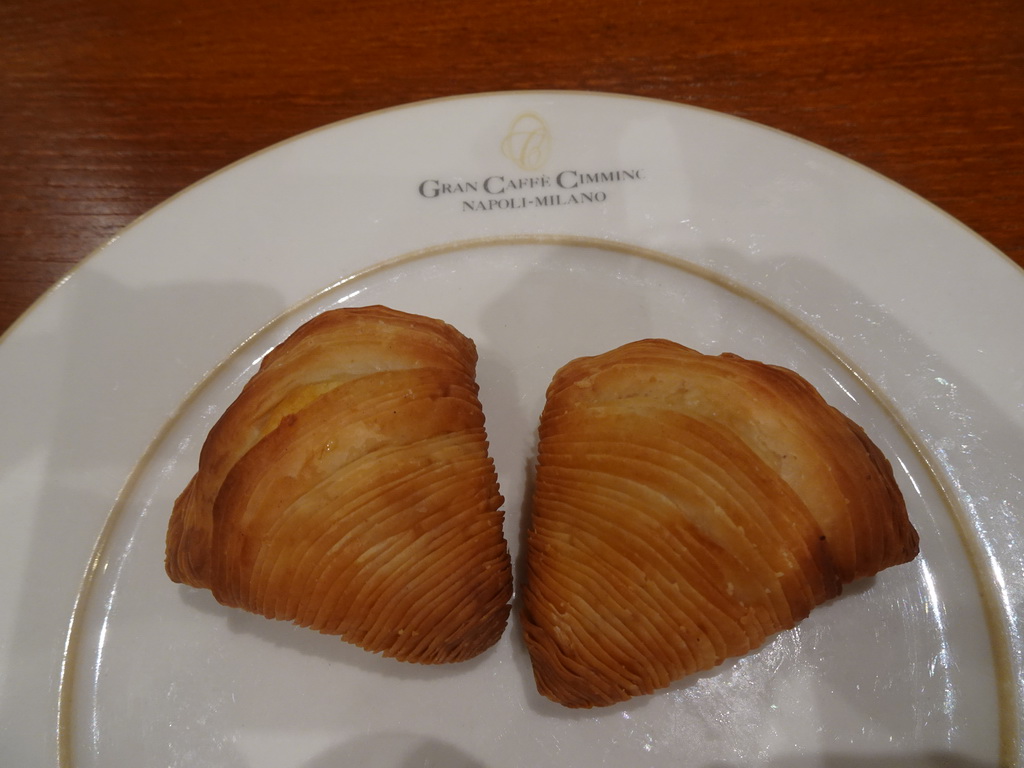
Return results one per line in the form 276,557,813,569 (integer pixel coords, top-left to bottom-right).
166,306,512,664
521,339,919,707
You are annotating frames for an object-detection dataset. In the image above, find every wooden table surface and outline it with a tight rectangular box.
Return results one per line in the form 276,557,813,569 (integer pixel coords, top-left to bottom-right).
2,0,1022,336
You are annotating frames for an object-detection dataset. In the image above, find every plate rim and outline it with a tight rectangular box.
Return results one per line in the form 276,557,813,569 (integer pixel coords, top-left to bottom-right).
4,88,1021,349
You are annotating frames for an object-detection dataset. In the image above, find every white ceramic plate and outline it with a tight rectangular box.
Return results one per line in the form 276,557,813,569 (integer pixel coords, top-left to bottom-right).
1,92,1020,767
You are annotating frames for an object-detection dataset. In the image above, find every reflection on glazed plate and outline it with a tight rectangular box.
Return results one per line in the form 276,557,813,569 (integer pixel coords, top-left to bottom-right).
0,92,1020,767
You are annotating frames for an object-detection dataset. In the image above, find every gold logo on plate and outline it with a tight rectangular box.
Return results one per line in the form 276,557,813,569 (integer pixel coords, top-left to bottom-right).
501,112,551,171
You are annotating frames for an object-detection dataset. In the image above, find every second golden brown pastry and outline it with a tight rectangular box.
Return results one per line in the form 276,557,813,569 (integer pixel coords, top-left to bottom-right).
521,339,919,707
166,305,513,664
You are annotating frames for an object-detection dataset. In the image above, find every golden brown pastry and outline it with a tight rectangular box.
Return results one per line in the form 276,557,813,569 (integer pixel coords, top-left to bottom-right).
166,305,512,664
521,339,919,707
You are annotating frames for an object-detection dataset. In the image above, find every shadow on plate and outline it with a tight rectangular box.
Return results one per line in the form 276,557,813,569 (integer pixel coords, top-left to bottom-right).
705,752,996,768
176,585,497,681
302,731,486,768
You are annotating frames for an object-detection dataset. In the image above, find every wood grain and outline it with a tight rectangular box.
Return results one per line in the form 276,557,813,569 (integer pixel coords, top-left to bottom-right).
2,0,1022,334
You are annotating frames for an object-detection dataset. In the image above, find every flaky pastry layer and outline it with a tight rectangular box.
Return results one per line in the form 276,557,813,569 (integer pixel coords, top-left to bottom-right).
166,305,512,664
521,339,919,707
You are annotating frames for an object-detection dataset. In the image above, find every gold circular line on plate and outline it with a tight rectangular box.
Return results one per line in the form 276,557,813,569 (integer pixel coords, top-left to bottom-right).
57,233,1018,767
